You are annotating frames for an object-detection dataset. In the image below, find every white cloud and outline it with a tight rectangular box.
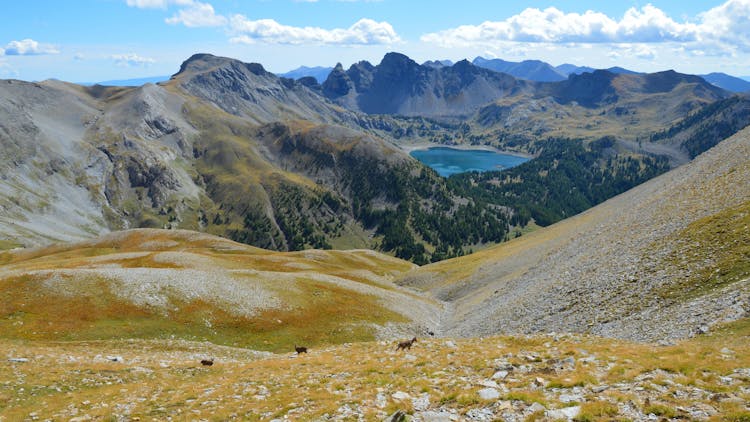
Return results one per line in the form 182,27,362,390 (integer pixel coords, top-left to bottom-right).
165,1,226,27
0,47,4,56
611,43,657,60
696,0,750,52
4,39,60,55
126,0,226,28
420,1,750,60
111,53,156,67
229,16,400,45
125,0,192,9
421,6,700,47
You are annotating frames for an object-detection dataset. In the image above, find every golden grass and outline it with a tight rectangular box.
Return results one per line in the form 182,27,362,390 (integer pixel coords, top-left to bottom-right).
1,320,747,420
0,229,419,352
654,200,750,301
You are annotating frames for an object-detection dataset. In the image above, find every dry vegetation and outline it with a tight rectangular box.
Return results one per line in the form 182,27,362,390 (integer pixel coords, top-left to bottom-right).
0,229,433,354
1,319,748,420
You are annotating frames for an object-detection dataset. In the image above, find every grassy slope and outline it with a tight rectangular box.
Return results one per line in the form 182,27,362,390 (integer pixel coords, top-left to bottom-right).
0,318,747,420
0,229,428,353
399,125,750,339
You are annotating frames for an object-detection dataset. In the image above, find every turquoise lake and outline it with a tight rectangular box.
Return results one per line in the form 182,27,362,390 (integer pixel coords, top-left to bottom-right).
410,147,530,177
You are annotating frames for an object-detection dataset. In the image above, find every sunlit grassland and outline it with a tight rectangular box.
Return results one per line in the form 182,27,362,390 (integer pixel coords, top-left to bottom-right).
1,317,747,420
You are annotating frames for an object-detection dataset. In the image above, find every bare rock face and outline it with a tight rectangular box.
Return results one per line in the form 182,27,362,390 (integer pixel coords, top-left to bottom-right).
173,53,356,126
322,52,529,117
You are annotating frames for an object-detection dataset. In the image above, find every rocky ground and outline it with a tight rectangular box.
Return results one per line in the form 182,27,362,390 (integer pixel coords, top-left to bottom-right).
2,322,749,421
403,125,750,343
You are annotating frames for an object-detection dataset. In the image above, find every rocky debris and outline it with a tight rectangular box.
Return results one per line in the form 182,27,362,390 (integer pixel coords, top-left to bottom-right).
413,125,750,343
2,335,748,420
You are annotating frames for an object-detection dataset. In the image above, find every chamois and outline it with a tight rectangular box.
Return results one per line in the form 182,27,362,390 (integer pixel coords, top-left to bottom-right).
396,337,417,351
295,345,308,354
200,358,214,366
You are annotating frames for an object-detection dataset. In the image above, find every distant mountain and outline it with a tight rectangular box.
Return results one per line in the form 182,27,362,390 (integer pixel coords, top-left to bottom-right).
422,59,454,68
699,72,750,93
321,53,728,128
556,65,639,76
472,56,565,82
83,75,170,86
555,63,595,76
278,65,333,84
322,53,529,116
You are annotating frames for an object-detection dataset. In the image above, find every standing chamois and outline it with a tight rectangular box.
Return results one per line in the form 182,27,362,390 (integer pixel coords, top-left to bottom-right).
295,345,308,354
396,337,417,351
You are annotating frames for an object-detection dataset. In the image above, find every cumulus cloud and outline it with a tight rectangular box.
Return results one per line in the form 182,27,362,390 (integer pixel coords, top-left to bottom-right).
126,0,225,27
425,1,750,54
111,53,155,67
125,0,192,9
3,39,60,55
421,5,702,47
125,0,400,45
229,16,400,45
696,0,750,52
165,1,226,27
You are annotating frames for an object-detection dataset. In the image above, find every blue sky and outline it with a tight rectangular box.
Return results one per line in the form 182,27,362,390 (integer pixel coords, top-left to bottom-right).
1,0,748,82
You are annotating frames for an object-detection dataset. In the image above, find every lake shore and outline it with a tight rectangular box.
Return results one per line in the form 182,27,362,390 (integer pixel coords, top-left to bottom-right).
397,141,534,159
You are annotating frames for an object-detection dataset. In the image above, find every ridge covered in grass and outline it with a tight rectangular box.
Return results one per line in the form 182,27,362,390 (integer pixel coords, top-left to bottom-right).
0,229,433,353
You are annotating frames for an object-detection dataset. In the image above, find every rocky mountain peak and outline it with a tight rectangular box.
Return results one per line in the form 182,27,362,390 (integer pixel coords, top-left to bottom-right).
378,52,420,75
321,63,354,98
173,53,270,80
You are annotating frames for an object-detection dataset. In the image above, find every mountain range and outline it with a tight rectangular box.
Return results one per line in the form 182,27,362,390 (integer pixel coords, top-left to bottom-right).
3,52,748,261
2,51,749,346
279,55,750,94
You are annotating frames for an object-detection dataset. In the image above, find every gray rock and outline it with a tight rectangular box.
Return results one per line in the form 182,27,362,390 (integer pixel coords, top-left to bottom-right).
546,405,580,420
465,408,494,421
414,411,457,422
558,393,582,403
591,385,609,393
392,391,411,401
412,393,430,411
478,380,499,388
477,387,500,400
529,402,546,413
376,392,387,409
492,370,509,380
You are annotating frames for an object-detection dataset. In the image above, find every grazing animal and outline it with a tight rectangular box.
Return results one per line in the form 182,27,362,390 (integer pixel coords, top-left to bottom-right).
200,359,214,366
295,345,308,354
396,337,417,351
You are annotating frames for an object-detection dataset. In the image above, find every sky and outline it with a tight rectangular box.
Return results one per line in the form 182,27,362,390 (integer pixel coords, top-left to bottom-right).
1,0,749,82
